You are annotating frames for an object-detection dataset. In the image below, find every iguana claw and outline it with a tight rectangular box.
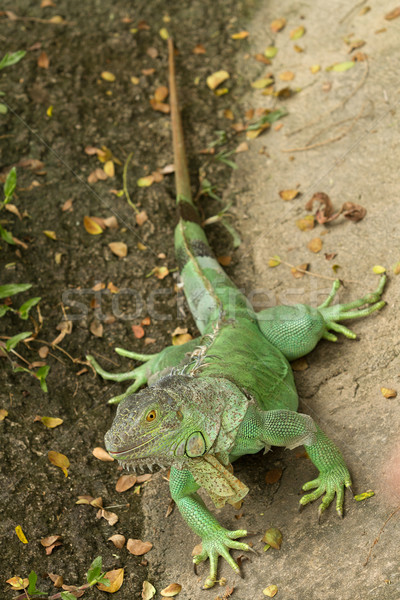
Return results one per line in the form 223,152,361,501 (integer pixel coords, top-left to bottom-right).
300,465,352,520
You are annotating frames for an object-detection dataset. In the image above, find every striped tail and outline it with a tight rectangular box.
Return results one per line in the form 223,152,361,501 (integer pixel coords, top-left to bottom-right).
168,39,254,334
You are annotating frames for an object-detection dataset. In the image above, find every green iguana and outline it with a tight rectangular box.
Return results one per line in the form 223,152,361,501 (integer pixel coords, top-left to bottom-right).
87,39,386,589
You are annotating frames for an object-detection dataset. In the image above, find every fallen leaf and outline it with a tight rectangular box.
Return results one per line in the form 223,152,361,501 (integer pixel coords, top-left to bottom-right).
6,577,29,590
108,534,126,549
37,416,63,428
268,256,281,267
217,255,232,266
172,326,188,336
161,583,182,597
354,490,375,501
279,189,298,201
150,99,170,113
41,535,62,547
270,18,286,32
137,175,154,187
107,281,119,294
325,252,337,261
108,242,128,258
254,53,271,64
103,216,119,229
310,64,321,74
48,573,63,588
62,198,73,211
43,230,57,240
262,527,283,549
290,25,305,39
0,408,8,420
305,192,334,223
136,210,148,226
92,447,114,461
342,201,366,222
263,584,278,597
154,266,169,279
136,473,152,483
38,51,50,69
15,525,28,544
104,160,115,177
251,77,274,89
131,76,140,84
159,27,169,40
97,509,119,526
385,6,400,19
393,262,400,275
206,70,229,90
132,325,145,339
84,216,104,235
147,47,158,59
90,320,104,338
48,451,69,477
296,216,314,231
142,68,155,76
97,568,124,593
265,468,282,484
5,203,22,219
291,357,309,371
172,333,193,346
327,61,355,72
236,141,249,153
231,30,249,40
193,43,206,54
142,581,156,600
101,71,116,82
116,474,137,492
381,387,397,399
92,282,106,291
372,265,386,274
127,538,153,556
307,237,323,253
264,46,278,58
279,70,294,81
291,263,309,278
141,316,151,325
154,85,169,102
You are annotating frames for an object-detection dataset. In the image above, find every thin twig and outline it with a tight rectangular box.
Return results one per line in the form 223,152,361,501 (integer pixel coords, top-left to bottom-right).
286,60,369,138
339,0,367,24
123,152,139,214
364,505,400,566
283,102,367,153
271,258,362,284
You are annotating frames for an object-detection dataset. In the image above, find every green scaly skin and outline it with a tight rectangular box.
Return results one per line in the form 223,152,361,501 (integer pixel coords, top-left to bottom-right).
86,39,387,589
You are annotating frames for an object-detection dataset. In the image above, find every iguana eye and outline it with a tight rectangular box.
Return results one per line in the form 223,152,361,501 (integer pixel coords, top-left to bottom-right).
146,410,157,422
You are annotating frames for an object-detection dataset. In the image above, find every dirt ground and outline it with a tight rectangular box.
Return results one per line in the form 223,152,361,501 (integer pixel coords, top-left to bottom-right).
1,1,399,600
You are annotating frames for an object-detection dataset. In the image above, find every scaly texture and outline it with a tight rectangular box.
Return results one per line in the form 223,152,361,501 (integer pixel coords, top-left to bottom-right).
87,39,387,588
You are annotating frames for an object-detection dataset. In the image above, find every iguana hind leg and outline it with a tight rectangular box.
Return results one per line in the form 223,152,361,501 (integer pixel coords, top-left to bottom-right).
87,336,200,404
256,275,386,360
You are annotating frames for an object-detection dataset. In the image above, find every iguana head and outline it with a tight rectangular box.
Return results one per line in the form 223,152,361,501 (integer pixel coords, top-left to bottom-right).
104,375,228,471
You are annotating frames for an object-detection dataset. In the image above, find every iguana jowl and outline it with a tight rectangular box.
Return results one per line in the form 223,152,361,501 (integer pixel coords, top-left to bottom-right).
87,39,386,589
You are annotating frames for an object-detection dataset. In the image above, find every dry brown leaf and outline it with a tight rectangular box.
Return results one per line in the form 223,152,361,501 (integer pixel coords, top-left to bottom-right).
90,320,103,338
381,387,397,399
279,70,294,81
97,509,119,526
206,70,229,90
279,189,299,201
84,216,104,235
141,316,151,326
160,583,182,597
136,473,152,483
151,170,163,183
147,46,158,59
136,210,148,226
142,581,156,600
385,6,400,19
107,281,119,294
235,141,249,153
108,534,126,549
38,346,49,358
254,53,271,65
41,535,62,548
62,198,73,211
92,447,114,461
150,99,170,113
103,216,118,229
154,266,169,279
307,237,323,253
262,527,283,549
38,51,50,69
193,44,206,54
342,201,366,222
108,242,128,258
0,408,8,421
116,474,137,492
192,543,202,556
127,538,153,555
144,337,156,345
5,203,22,219
217,255,232,266
48,573,63,588
7,577,29,590
291,357,309,371
270,17,286,32
291,263,309,278
48,451,69,477
296,215,314,231
265,468,282,484
305,192,334,222
154,85,169,102
132,324,145,339
263,584,278,597
97,568,124,593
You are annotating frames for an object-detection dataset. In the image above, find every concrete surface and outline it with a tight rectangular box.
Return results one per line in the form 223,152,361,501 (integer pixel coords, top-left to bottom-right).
143,2,400,598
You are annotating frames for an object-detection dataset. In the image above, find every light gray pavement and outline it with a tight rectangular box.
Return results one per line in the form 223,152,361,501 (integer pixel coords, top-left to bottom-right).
143,2,400,598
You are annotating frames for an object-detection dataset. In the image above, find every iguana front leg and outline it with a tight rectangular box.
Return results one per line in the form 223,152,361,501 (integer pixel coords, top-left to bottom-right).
87,337,200,403
236,408,351,518
170,466,250,589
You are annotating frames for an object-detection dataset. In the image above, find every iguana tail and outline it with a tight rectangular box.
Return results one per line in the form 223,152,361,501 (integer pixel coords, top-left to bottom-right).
168,38,254,334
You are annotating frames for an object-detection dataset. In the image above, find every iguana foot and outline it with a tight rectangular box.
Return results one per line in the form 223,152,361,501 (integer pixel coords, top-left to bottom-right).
300,464,352,520
193,529,249,589
86,354,151,404
318,275,386,341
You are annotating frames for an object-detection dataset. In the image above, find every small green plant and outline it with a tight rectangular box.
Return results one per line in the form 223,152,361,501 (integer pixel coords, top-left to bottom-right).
11,556,110,599
0,282,48,391
0,166,18,245
0,50,26,114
